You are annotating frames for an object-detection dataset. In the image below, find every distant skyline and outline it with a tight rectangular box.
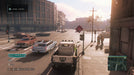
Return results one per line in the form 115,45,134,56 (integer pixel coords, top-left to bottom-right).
49,0,111,21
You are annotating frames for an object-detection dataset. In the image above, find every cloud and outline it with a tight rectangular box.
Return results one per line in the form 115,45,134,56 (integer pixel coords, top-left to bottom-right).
81,0,111,7
95,9,111,20
80,0,111,20
56,1,111,21
56,3,90,21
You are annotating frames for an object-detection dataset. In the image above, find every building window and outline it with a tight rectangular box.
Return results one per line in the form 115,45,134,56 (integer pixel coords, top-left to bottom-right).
120,28,129,55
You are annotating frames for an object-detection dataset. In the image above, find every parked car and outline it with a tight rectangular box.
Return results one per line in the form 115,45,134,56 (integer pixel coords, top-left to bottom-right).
13,32,27,38
35,40,45,44
32,40,57,53
61,29,67,33
36,32,50,36
15,36,36,48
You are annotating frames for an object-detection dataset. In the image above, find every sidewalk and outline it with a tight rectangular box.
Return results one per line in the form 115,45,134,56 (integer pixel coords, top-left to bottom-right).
79,38,126,75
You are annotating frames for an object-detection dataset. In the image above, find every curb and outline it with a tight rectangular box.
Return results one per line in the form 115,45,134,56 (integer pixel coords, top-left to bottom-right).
79,56,82,75
77,46,83,75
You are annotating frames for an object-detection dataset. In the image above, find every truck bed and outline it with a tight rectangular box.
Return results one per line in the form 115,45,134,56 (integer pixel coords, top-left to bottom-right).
54,47,75,56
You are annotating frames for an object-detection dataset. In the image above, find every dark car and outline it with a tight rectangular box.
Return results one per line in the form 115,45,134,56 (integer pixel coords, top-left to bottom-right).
13,32,27,38
36,32,50,36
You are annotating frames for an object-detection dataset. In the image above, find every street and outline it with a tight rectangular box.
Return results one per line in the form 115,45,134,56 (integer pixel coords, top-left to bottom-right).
0,0,133,74
0,29,125,75
0,30,80,75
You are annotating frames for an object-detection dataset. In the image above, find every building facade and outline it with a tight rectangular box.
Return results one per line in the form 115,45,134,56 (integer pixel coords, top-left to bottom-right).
110,0,134,68
57,11,65,30
0,0,58,32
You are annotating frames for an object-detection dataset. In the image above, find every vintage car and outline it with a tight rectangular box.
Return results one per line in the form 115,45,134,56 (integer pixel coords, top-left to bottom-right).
15,36,36,48
32,40,57,53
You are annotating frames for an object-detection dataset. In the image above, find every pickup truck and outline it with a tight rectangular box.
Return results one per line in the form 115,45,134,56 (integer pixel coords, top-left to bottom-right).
51,40,77,70
32,40,57,53
15,36,36,48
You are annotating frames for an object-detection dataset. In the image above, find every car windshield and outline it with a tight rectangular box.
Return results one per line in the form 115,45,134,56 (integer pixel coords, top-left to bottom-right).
38,44,46,46
21,38,29,41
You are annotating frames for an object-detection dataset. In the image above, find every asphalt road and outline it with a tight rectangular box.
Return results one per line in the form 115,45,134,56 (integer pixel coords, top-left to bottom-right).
0,30,82,75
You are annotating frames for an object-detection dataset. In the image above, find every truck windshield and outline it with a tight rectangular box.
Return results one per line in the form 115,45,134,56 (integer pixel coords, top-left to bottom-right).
38,44,46,46
62,44,69,47
21,38,29,41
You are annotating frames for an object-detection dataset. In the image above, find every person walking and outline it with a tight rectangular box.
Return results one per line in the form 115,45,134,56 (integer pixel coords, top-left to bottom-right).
97,34,101,46
96,33,104,50
100,34,104,46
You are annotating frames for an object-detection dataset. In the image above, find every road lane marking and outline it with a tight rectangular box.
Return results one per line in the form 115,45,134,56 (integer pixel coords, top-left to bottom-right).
46,67,52,75
24,46,32,51
23,49,32,54
9,58,15,62
54,46,58,51
1,44,15,50
82,56,91,60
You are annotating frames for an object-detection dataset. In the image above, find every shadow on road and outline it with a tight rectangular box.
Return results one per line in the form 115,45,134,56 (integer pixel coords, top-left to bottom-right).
95,45,103,50
16,53,48,63
109,71,127,75
41,63,75,75
84,42,93,50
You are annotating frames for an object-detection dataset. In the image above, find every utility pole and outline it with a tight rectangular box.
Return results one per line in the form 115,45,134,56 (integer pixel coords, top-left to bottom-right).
6,24,10,43
82,31,85,55
91,8,96,43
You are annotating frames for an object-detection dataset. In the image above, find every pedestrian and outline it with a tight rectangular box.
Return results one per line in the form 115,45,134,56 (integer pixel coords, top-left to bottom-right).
94,30,96,42
74,45,77,56
100,34,104,46
97,34,101,46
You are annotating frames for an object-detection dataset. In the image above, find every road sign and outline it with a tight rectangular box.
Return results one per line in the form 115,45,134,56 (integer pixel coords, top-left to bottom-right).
76,25,83,33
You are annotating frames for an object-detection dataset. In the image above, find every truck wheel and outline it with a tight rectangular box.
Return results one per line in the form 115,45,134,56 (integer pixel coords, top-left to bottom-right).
72,63,76,71
52,64,57,70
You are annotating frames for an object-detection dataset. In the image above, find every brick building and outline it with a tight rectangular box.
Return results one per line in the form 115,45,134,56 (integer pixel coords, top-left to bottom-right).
110,0,134,68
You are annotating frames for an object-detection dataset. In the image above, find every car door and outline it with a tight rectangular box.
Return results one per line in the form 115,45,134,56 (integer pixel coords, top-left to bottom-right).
47,42,51,50
52,41,56,48
30,38,33,44
49,41,54,49
52,41,56,49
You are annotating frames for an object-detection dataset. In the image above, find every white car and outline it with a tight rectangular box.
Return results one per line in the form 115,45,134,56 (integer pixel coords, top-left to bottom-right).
32,40,57,53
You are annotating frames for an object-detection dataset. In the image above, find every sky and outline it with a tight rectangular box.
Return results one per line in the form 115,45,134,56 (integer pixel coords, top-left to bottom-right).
48,0,112,21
